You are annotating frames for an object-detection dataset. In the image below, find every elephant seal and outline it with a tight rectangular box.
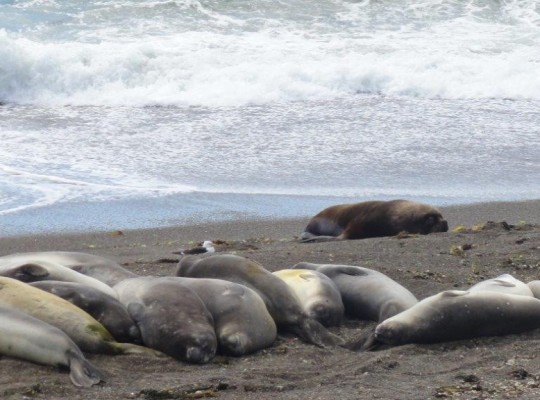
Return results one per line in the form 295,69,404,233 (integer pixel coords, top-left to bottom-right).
176,254,343,347
0,260,118,299
143,277,277,356
30,280,142,344
301,199,448,241
292,262,417,322
0,305,105,387
374,290,540,346
114,277,217,364
0,251,138,286
527,280,540,299
272,269,344,327
469,274,533,297
0,277,158,356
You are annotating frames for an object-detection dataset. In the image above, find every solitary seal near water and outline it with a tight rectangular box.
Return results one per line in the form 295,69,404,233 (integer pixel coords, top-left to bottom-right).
301,199,448,241
292,262,417,322
374,290,540,346
114,277,218,364
469,274,533,297
0,304,105,387
176,254,343,347
0,251,138,286
272,269,344,327
30,280,142,344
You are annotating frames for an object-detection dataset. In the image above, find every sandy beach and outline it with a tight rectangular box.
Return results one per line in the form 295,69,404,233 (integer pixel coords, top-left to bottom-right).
0,199,539,399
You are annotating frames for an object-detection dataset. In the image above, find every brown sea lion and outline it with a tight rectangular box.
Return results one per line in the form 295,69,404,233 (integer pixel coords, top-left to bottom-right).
301,199,448,241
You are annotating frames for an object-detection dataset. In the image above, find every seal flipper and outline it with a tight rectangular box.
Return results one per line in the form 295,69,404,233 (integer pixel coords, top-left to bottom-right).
295,317,344,347
68,350,106,387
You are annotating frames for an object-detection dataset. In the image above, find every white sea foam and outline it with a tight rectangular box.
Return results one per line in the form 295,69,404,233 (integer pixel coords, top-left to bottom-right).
1,1,540,106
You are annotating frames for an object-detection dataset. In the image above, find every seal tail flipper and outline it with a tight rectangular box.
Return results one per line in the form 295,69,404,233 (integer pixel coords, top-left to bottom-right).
342,325,386,352
296,317,344,347
68,352,106,387
111,342,168,357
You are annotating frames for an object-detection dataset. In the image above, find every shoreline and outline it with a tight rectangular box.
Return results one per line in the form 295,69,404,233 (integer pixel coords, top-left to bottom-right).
1,197,539,242
0,199,538,259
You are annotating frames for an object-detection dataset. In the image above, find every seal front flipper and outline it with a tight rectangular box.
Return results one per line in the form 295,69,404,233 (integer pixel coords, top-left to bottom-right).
295,317,344,347
67,350,106,387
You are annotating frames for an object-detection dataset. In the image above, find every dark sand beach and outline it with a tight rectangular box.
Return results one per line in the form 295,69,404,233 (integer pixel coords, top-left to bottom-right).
0,199,539,400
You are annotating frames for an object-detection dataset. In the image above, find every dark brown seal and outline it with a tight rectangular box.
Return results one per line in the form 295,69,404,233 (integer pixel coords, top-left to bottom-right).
301,199,448,241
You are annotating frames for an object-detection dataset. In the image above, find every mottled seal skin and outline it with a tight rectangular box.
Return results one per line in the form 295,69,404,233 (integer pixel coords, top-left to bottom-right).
30,280,142,344
0,277,156,357
469,274,533,297
0,305,105,388
168,277,277,356
176,254,343,347
293,262,417,322
527,280,540,299
301,199,448,241
272,269,344,327
0,260,118,299
374,290,540,346
0,251,138,286
114,277,217,364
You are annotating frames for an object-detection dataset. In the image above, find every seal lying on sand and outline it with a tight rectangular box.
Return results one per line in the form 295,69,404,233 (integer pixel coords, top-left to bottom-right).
301,199,448,241
0,305,105,387
292,263,417,322
114,277,218,364
374,290,540,346
469,274,533,297
272,269,344,327
176,254,343,347
30,280,142,344
0,251,138,286
0,260,118,299
155,277,277,356
0,277,158,356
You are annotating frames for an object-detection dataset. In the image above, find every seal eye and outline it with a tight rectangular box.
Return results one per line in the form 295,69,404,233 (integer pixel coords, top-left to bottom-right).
423,215,436,227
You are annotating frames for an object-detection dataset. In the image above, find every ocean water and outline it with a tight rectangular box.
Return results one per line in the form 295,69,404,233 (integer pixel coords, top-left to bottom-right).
1,0,539,235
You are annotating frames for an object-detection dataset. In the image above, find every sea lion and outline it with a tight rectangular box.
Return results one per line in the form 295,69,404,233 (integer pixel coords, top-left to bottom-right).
374,290,540,346
0,277,157,356
292,262,417,322
301,199,448,241
176,254,343,347
272,269,344,327
0,260,118,299
114,277,217,364
0,251,138,286
30,280,142,344
142,276,277,356
527,280,540,299
469,274,533,297
0,305,105,387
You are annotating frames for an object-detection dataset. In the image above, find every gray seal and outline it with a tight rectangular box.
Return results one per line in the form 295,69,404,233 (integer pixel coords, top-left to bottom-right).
292,262,417,322
0,277,157,357
176,254,343,347
469,274,533,297
114,277,217,364
301,199,448,241
0,304,105,387
374,290,540,346
169,276,277,356
30,280,142,344
0,251,138,286
272,269,344,327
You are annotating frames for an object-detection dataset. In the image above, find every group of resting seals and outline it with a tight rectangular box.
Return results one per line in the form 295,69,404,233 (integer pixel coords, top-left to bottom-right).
0,199,538,388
